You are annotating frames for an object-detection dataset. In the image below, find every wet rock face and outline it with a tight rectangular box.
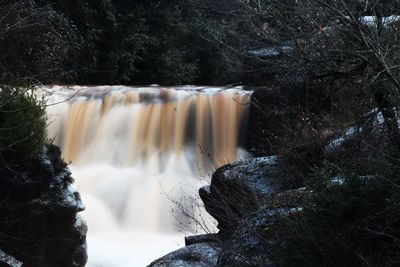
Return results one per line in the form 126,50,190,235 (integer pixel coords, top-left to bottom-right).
217,206,303,267
148,243,221,267
150,156,294,267
218,208,279,267
0,144,87,267
200,156,283,239
0,250,22,267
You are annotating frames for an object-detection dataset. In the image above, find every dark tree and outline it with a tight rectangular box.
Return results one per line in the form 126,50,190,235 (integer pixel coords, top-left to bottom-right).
194,0,400,151
0,0,79,84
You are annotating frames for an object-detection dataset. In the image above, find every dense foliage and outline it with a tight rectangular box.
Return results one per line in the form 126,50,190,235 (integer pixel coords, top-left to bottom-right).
0,0,245,85
198,1,400,266
0,0,79,83
272,161,400,267
0,87,47,165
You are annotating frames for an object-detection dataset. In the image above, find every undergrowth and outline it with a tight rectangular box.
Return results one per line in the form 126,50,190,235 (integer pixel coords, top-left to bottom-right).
271,159,400,267
0,86,47,167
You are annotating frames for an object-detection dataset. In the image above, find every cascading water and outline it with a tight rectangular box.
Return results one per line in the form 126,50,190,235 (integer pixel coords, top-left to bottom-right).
43,85,251,267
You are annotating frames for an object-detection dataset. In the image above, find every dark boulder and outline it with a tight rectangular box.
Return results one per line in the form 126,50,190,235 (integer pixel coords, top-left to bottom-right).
217,208,283,267
0,250,22,267
185,234,219,246
216,184,310,267
324,126,361,155
200,156,283,239
265,187,311,209
0,144,87,267
151,156,306,267
148,243,221,267
322,110,397,174
218,204,304,267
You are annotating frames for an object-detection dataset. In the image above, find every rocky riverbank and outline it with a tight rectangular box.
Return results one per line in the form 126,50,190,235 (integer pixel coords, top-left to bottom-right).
147,101,373,267
0,144,87,267
148,156,311,267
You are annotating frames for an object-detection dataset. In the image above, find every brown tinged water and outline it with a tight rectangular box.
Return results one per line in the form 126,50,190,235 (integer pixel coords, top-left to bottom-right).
42,85,252,267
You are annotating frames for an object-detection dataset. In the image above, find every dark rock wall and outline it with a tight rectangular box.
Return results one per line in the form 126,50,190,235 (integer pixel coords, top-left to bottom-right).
0,144,87,267
200,156,283,239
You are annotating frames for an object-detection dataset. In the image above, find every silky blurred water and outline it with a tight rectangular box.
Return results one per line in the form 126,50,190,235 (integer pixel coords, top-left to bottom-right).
43,85,251,266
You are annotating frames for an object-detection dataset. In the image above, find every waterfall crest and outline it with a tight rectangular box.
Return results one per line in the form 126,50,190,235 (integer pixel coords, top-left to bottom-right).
47,85,250,169
44,85,252,266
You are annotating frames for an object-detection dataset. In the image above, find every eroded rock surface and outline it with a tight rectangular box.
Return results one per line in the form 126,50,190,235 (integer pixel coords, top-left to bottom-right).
0,250,22,267
148,243,221,267
218,208,280,267
0,144,87,267
200,156,283,238
150,156,299,267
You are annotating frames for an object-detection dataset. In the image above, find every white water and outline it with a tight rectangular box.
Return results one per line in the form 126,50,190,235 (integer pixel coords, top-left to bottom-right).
44,85,251,266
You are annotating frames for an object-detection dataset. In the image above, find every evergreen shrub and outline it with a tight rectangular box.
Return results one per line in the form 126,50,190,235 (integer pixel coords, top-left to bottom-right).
0,87,47,166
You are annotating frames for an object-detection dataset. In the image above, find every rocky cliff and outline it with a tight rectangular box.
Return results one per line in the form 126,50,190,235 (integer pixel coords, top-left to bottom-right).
0,144,87,267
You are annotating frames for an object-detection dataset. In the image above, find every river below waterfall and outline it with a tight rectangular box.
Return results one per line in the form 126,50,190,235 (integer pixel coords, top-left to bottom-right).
43,85,251,266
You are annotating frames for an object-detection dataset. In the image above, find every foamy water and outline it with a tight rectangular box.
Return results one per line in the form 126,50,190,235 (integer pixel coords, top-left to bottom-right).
43,85,251,266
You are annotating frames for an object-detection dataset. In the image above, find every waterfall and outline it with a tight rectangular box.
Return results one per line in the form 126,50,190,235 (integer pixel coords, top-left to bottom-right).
44,85,251,266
